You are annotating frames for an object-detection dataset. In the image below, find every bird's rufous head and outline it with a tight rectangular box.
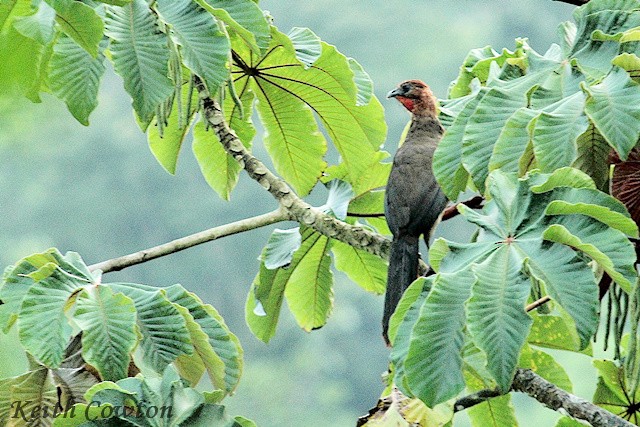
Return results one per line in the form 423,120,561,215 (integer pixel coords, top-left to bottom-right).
387,80,437,117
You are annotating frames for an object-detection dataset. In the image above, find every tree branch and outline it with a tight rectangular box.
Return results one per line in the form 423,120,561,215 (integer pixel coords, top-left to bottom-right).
441,195,484,221
512,368,634,427
194,76,391,259
453,388,502,412
454,369,634,427
88,208,289,273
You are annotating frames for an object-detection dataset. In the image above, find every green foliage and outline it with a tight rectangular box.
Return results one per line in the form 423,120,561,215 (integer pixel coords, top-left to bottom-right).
3,0,640,425
0,248,244,406
392,169,636,405
50,366,254,427
246,181,346,341
434,0,640,200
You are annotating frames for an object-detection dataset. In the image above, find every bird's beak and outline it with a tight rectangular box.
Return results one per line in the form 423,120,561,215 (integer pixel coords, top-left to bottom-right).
387,87,404,99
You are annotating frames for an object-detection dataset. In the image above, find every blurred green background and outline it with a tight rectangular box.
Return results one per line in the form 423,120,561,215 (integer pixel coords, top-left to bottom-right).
0,1,613,426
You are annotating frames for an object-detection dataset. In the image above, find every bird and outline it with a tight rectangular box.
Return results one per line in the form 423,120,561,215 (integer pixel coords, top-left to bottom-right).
382,79,448,345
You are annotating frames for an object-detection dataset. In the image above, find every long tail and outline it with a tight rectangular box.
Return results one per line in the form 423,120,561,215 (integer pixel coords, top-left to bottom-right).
382,233,420,345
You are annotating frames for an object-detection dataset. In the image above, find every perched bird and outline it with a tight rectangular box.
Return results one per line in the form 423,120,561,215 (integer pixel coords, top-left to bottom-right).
382,80,448,344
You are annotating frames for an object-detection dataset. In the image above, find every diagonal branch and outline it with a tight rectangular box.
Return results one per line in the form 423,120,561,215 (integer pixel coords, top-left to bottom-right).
454,369,634,427
194,76,391,259
88,208,289,273
454,369,633,426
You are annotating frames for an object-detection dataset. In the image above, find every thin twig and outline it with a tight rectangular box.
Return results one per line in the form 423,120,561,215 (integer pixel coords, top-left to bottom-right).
442,195,484,221
525,295,551,312
88,208,289,273
453,388,502,412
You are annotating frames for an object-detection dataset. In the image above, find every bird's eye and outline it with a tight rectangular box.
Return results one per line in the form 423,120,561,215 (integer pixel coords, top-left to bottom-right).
401,84,410,91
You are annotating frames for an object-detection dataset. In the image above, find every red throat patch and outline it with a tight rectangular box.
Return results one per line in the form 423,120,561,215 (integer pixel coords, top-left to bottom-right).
397,97,415,112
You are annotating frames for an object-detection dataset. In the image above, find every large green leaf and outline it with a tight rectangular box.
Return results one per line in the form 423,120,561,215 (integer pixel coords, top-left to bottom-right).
13,3,55,45
583,67,640,159
73,285,138,381
109,283,194,373
398,270,475,407
462,86,530,192
467,246,532,391
432,89,487,200
105,0,174,123
156,0,229,94
467,395,517,427
9,368,59,427
17,265,90,368
48,35,107,125
284,227,334,331
46,0,103,57
173,303,226,390
198,0,269,53
519,343,572,392
331,239,387,294
165,284,243,394
0,0,33,33
0,249,89,333
531,91,588,172
489,107,537,174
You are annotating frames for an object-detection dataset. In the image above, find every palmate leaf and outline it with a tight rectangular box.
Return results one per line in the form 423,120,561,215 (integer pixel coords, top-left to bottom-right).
232,27,386,195
395,169,638,405
253,69,328,196
105,0,174,124
73,285,137,381
48,35,107,126
1,249,243,396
